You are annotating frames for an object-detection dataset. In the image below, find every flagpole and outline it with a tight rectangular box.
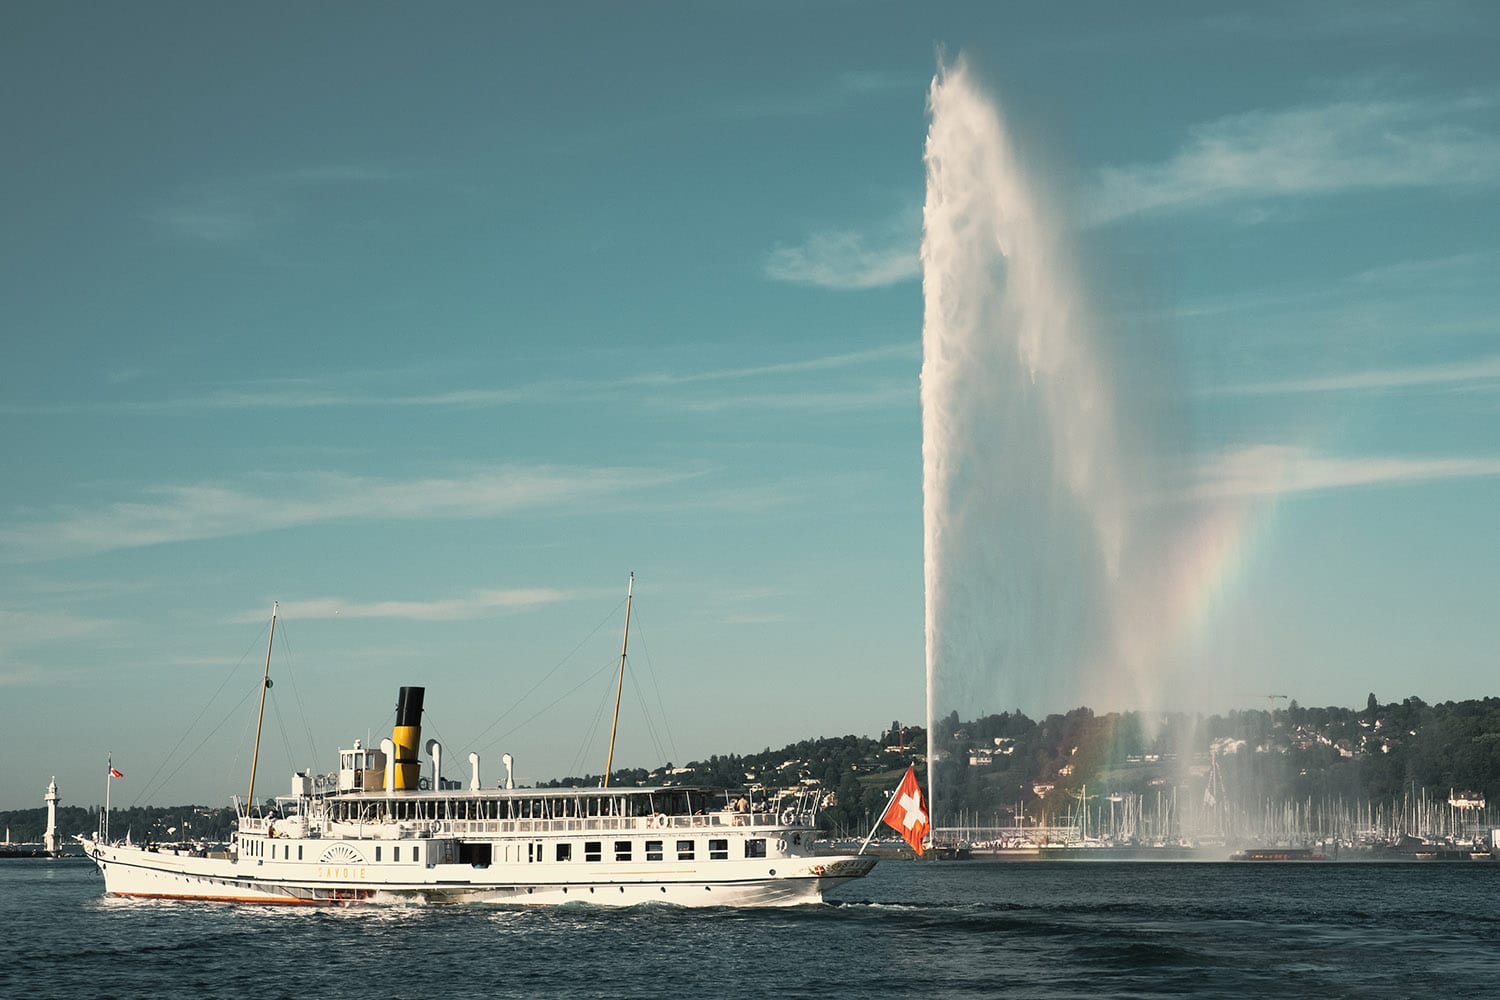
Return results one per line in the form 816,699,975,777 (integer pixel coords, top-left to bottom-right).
857,782,900,856
104,752,112,843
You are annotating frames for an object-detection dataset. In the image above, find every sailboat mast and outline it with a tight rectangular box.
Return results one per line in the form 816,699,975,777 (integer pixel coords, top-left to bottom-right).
246,602,278,811
602,574,633,789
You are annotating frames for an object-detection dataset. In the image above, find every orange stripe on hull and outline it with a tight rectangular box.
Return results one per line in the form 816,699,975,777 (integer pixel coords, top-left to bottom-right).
110,891,335,906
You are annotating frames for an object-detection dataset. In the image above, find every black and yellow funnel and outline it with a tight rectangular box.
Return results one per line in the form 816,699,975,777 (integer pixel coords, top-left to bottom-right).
391,686,425,791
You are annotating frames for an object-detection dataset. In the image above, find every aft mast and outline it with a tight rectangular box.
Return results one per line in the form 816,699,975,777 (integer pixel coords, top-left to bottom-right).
245,602,278,812
602,573,633,788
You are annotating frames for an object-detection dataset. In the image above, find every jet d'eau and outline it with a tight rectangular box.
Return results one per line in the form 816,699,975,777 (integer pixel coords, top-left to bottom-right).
921,58,1269,825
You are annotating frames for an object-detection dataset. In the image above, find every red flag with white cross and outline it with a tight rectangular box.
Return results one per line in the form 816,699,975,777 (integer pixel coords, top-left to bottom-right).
882,765,930,855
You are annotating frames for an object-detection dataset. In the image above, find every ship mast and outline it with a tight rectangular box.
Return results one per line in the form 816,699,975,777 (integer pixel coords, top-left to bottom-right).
602,573,633,788
245,602,278,811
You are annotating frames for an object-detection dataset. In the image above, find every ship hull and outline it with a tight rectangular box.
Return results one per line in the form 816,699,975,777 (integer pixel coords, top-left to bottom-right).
83,838,874,907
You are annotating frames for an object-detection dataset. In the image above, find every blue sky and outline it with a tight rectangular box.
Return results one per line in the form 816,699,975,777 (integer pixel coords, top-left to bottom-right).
3,2,1497,810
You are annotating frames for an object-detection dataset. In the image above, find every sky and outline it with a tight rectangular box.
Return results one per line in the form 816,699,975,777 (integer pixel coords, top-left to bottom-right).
3,1,1497,811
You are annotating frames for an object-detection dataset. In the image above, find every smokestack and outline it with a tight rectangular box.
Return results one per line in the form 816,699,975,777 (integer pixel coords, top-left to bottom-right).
391,686,425,791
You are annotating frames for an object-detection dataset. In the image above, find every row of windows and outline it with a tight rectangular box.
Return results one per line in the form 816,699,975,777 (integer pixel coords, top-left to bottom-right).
559,838,762,863
247,839,305,861
248,840,423,864
250,837,762,865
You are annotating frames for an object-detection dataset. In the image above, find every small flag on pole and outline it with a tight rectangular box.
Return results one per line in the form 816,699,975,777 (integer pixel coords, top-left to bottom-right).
882,765,930,856
109,768,124,779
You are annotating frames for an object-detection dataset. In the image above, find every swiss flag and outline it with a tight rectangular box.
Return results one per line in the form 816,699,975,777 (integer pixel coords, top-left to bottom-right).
882,765,930,856
109,768,124,779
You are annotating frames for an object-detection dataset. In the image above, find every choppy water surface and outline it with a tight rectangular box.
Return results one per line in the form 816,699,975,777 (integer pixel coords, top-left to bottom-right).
5,859,1497,999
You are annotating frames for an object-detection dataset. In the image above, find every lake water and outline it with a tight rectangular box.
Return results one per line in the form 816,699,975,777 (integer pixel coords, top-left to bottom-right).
4,858,1497,998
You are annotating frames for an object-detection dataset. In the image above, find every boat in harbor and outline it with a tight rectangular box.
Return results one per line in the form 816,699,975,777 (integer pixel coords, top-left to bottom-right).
81,588,876,906
1229,847,1328,862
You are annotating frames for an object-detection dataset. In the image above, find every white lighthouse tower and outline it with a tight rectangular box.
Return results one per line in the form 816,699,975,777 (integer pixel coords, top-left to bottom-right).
44,777,60,855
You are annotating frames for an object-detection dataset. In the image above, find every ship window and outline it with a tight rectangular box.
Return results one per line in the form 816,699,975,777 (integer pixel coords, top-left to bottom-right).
557,843,572,862
375,847,382,861
615,840,632,862
459,842,491,867
413,846,420,863
709,839,729,861
585,841,602,862
677,839,695,861
745,838,767,859
645,840,663,861
394,846,401,863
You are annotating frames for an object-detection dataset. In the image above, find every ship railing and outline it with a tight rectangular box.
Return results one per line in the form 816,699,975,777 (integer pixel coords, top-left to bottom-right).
309,808,816,841
408,811,811,838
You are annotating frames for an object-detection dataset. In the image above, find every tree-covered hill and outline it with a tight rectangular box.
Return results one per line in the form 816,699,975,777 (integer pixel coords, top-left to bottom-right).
8,694,1497,841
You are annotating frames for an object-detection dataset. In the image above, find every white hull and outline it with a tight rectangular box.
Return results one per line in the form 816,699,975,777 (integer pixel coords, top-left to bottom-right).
82,838,875,907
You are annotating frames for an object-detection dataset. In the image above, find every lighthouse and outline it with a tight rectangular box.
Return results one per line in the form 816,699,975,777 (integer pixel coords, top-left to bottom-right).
44,777,59,855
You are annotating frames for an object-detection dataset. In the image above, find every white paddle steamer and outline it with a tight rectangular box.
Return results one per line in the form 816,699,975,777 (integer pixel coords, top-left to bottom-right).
82,591,875,906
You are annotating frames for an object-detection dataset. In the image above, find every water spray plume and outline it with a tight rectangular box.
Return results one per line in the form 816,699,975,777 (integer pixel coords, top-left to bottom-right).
920,57,1251,828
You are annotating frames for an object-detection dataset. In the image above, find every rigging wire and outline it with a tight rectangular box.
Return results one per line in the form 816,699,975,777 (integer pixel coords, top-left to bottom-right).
627,612,680,764
627,656,668,767
230,681,263,803
567,665,622,781
480,653,621,756
462,594,627,752
141,681,262,809
270,620,319,768
268,690,296,787
130,619,272,807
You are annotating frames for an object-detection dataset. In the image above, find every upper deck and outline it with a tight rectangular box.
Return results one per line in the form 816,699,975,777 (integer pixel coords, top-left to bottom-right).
238,783,817,840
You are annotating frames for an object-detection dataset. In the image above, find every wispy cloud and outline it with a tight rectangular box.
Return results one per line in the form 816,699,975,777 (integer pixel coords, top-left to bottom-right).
1045,2,1478,55
1088,94,1500,224
1169,252,1492,323
0,608,115,650
149,163,407,244
0,466,691,562
1,345,917,416
0,664,91,688
626,344,916,386
1215,356,1500,396
230,588,571,623
722,70,919,119
652,380,914,414
1348,252,1489,287
1192,444,1500,500
765,212,920,290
